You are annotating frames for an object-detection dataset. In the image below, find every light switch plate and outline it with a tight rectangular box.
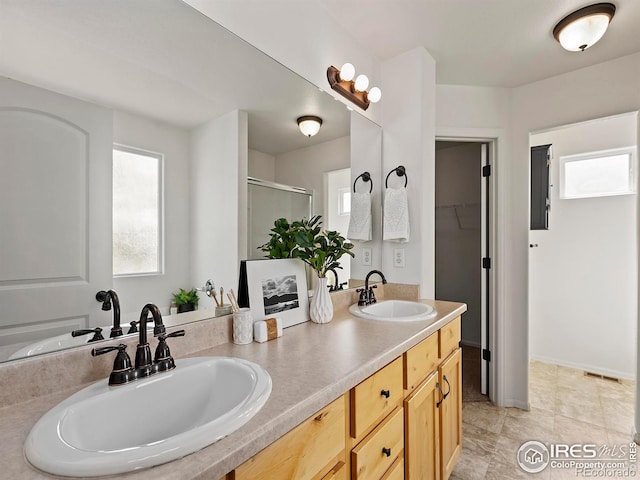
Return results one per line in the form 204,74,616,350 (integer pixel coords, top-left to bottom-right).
362,247,372,266
393,248,405,268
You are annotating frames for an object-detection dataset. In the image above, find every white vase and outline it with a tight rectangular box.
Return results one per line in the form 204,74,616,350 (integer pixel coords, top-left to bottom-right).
310,276,333,324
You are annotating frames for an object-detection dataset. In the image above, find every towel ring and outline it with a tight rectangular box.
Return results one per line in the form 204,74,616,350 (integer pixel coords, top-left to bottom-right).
385,166,407,188
353,171,373,193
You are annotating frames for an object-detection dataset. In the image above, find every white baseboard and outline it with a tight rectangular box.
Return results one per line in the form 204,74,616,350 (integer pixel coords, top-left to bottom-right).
529,354,634,381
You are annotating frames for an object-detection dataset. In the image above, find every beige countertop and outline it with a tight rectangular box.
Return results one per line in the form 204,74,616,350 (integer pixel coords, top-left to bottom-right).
0,297,466,479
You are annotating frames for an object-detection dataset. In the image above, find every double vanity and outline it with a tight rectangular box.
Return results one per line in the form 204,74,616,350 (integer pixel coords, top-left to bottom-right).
0,284,466,479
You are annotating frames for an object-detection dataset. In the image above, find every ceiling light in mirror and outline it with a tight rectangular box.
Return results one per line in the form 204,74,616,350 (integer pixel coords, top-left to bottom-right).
297,115,323,137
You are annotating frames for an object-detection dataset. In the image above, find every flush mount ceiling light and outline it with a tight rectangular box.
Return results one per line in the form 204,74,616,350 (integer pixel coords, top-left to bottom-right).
297,115,323,137
553,3,616,52
327,63,381,110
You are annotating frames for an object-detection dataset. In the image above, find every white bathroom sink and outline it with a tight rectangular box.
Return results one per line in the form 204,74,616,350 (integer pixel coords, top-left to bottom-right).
349,300,437,322
25,356,272,477
9,324,154,360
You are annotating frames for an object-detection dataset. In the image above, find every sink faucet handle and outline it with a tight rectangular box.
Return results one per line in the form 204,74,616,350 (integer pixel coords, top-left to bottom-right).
127,320,139,334
71,327,104,342
154,330,185,372
91,344,134,386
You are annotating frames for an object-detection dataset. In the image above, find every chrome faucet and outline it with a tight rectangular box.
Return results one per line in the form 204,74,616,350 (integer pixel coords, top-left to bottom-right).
92,303,185,386
358,270,387,306
96,290,122,338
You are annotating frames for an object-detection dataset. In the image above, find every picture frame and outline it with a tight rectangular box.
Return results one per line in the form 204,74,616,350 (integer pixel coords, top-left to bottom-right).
238,258,309,328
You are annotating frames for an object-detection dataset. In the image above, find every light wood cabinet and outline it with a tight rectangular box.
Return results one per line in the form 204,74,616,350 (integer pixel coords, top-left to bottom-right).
321,462,347,480
380,457,404,480
230,316,463,480
439,348,462,480
350,357,403,441
351,407,403,480
403,316,462,480
234,395,346,480
404,331,438,393
404,371,439,480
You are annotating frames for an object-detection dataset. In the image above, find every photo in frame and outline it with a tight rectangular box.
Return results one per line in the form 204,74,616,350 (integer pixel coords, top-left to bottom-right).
237,258,309,327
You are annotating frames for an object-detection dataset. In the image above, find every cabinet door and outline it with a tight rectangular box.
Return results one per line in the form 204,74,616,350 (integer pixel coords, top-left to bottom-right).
439,348,462,480
234,396,345,480
404,371,439,480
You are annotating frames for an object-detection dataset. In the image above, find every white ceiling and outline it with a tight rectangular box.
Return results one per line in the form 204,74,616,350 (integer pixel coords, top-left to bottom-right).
318,0,640,87
3,0,637,157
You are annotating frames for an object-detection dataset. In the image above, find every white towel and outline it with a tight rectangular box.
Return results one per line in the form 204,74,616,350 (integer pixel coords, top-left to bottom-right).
347,192,372,241
383,187,410,242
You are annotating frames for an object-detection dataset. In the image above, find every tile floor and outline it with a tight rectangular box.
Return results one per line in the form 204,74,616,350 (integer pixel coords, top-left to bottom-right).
451,360,636,479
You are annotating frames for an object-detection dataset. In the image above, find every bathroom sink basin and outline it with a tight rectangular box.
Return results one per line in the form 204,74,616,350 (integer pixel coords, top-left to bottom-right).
25,356,272,477
349,300,437,322
9,323,154,360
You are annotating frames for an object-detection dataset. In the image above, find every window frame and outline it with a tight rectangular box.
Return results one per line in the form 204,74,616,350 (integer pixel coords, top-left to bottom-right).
559,146,637,200
112,143,165,278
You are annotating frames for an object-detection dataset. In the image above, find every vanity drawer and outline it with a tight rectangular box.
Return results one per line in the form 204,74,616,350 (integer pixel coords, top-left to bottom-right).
404,332,438,391
439,317,461,359
351,407,404,480
234,396,345,480
351,357,403,440
381,457,404,480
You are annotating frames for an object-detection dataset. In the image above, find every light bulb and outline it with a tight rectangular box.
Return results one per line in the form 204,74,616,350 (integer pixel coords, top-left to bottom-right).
354,74,369,92
339,63,355,82
367,87,382,103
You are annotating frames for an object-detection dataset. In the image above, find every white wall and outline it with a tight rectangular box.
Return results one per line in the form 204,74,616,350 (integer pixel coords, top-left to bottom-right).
190,110,247,308
350,111,383,280
529,114,637,379
381,47,436,298
275,135,350,216
113,110,191,319
509,52,640,405
248,149,275,181
435,143,482,347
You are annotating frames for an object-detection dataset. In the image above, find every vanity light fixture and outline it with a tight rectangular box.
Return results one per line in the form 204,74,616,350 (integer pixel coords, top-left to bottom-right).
297,115,323,137
327,63,381,111
553,3,616,52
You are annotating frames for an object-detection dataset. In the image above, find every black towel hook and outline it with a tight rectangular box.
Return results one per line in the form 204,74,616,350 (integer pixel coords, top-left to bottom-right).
385,165,407,188
353,171,373,193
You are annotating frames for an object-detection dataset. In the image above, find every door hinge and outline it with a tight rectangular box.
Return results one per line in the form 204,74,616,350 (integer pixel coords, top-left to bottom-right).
482,349,491,362
482,165,491,177
482,257,491,269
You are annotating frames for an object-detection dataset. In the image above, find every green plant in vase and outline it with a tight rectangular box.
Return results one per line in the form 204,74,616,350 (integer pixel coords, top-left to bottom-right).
260,215,354,323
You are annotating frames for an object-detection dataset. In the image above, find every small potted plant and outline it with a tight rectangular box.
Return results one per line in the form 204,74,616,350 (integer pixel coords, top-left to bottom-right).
172,288,199,313
260,215,354,323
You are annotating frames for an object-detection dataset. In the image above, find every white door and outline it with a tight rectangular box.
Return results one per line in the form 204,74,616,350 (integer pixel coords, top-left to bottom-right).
0,78,113,349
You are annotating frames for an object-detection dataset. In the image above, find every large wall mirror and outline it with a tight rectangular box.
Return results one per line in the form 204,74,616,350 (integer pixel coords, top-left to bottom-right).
0,0,382,362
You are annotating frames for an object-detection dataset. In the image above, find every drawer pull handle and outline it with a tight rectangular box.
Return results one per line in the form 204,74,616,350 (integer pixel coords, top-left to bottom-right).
436,382,444,408
443,375,451,400
382,447,392,457
380,389,390,398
